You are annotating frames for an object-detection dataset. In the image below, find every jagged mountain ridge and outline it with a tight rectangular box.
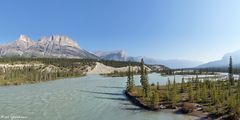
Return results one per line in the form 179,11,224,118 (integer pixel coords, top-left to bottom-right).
0,35,99,59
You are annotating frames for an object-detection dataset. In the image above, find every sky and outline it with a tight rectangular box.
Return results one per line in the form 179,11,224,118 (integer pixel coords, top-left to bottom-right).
0,0,240,63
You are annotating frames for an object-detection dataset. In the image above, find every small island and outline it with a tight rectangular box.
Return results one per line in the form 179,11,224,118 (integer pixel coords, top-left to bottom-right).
125,57,240,120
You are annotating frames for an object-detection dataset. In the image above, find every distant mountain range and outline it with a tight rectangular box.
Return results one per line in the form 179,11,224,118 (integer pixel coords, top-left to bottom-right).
93,50,203,68
197,50,240,68
0,35,98,59
3,35,228,69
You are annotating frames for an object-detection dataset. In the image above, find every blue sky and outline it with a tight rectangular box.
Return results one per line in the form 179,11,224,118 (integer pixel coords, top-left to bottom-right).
0,0,240,62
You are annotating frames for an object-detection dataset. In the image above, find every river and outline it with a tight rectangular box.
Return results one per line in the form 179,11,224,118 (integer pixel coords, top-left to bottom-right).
0,73,198,120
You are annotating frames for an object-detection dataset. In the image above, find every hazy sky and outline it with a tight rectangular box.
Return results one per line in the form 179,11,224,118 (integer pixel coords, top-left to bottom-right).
0,0,240,62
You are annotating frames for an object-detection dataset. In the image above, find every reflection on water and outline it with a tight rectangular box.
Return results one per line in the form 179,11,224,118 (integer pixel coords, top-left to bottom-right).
0,74,198,120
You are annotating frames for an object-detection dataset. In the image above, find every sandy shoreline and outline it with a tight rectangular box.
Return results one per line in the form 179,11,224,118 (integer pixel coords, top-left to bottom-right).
87,62,150,75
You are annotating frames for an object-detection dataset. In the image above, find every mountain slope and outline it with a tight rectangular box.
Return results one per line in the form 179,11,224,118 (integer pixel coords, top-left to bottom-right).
0,35,99,59
197,50,240,68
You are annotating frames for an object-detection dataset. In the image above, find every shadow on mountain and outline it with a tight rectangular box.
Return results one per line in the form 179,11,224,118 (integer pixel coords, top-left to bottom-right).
95,96,128,101
79,90,123,96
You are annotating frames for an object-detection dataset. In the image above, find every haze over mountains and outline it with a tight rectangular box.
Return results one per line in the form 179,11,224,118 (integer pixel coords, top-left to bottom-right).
94,50,203,68
197,50,240,68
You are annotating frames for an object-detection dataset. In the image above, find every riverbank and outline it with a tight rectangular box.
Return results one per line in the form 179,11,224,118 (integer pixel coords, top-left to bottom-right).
125,91,211,119
0,74,86,86
87,62,150,75
0,58,96,86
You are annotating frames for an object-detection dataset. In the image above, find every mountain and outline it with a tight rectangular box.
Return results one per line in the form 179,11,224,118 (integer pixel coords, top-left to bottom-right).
93,50,128,61
197,50,240,68
131,56,203,69
0,35,99,59
93,50,202,68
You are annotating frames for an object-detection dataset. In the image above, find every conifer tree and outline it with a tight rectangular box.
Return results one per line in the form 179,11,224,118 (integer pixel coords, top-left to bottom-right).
229,56,234,86
200,81,207,102
126,66,134,92
188,82,194,102
143,68,150,97
157,82,160,90
140,58,145,87
171,78,178,107
180,77,185,93
150,91,159,109
139,59,149,97
167,78,171,91
237,75,240,101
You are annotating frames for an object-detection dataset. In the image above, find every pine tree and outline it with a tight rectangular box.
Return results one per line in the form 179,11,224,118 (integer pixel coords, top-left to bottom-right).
150,91,159,109
171,78,178,107
140,59,149,97
200,81,207,102
166,79,171,102
157,82,160,90
140,58,145,87
188,82,194,102
167,78,171,91
143,68,150,97
210,82,217,104
229,56,234,86
195,75,201,102
126,66,134,92
237,75,240,102
180,77,185,93
130,67,135,91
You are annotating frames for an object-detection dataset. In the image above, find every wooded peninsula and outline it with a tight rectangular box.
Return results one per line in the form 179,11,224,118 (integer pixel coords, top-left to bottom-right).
125,57,240,120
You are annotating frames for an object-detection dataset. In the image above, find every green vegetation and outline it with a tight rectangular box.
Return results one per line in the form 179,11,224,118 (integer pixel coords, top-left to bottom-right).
229,56,234,86
100,60,141,68
0,58,153,85
0,58,96,85
126,57,240,119
126,66,135,92
100,70,140,77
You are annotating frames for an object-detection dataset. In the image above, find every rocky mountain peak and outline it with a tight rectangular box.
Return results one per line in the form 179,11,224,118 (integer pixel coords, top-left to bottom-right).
0,34,98,59
18,34,30,42
14,34,34,49
38,35,81,49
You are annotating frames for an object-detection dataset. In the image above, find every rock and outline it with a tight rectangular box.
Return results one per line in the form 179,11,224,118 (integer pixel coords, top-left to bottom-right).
0,35,99,59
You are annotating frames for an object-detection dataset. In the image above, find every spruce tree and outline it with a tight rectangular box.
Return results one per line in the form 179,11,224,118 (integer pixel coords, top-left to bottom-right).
237,75,240,102
126,66,134,92
229,56,234,85
130,67,135,91
200,81,207,102
188,82,194,102
140,58,145,87
150,91,159,109
180,77,185,93
171,78,178,107
167,78,171,91
143,68,150,97
157,82,160,90
140,59,149,97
